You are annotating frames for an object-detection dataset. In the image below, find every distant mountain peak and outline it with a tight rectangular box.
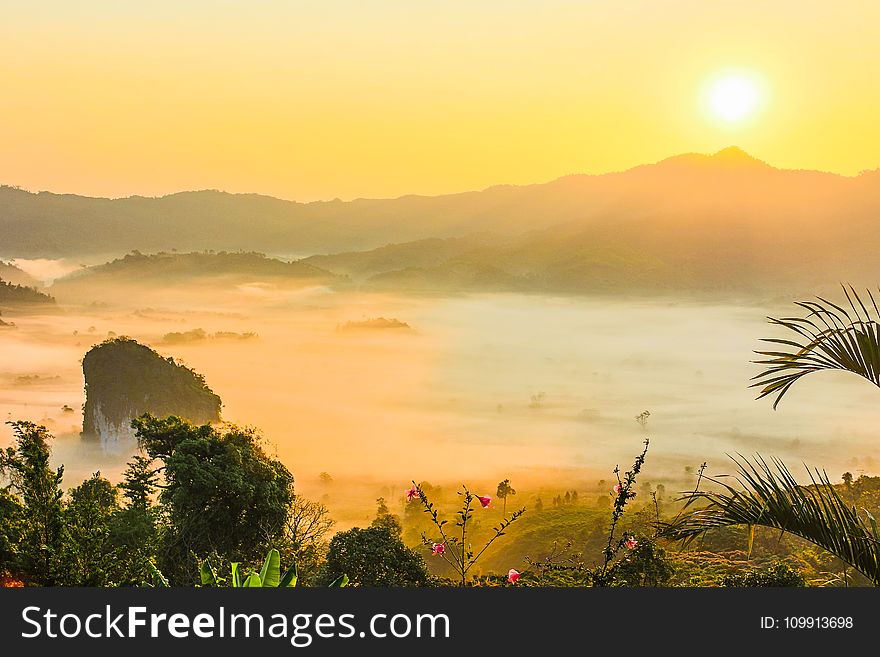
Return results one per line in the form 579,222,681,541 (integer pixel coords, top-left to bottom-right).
711,145,766,164
714,145,748,157
643,146,772,173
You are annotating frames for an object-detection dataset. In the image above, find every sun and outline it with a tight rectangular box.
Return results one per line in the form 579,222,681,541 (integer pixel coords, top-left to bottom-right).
703,72,765,124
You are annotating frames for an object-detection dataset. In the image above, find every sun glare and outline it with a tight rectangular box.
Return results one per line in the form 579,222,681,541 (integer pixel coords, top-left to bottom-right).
704,73,764,124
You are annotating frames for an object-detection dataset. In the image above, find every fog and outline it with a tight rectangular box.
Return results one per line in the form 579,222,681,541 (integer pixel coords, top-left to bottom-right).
9,257,84,285
2,277,878,524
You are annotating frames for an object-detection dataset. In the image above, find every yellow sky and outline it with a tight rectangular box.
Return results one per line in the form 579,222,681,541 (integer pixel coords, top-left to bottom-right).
2,1,879,201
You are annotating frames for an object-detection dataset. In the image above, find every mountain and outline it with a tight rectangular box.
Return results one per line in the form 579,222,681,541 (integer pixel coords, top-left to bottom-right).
0,261,40,287
81,337,222,453
51,250,342,301
299,148,880,297
0,279,56,311
3,148,879,263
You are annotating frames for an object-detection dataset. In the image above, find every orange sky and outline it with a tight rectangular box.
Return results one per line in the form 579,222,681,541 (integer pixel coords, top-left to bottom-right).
2,1,879,201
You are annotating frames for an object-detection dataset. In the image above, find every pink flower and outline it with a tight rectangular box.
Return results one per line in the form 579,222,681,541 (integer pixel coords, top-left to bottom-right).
625,537,638,550
405,486,421,502
432,542,445,556
508,569,521,584
476,495,492,508
613,484,623,495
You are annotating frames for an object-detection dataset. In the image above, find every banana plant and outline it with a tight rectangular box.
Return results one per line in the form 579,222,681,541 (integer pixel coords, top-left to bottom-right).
200,548,349,588
201,549,297,587
147,560,169,588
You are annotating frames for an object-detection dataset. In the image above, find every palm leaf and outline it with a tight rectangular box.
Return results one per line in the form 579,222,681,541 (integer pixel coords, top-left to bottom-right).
752,286,880,408
660,455,880,585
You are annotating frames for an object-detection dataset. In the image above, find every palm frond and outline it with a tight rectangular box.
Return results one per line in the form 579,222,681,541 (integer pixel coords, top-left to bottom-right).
752,286,880,408
659,455,880,584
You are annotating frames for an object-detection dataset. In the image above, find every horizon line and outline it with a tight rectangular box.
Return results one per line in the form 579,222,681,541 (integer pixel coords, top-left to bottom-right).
2,146,877,206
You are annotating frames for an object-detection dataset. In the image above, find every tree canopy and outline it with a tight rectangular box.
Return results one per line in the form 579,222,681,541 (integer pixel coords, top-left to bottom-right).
132,414,294,583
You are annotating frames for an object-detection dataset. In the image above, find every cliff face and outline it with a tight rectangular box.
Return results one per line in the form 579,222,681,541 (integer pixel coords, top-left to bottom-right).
81,338,222,452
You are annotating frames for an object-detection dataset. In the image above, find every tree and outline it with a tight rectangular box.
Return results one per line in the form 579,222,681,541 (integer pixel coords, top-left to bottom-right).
107,455,162,586
665,288,880,584
0,489,25,579
0,421,65,585
132,414,294,583
323,525,430,587
279,495,334,585
60,473,120,585
610,538,674,587
371,497,403,536
495,479,517,518
722,562,804,587
118,455,159,511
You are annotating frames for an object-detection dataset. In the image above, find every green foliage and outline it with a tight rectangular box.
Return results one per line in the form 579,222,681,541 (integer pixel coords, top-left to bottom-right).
609,538,675,587
59,473,121,585
259,548,282,587
0,421,65,585
197,548,347,588
66,251,335,285
661,456,880,585
371,497,404,536
753,287,880,408
104,455,162,586
133,414,295,584
328,573,350,587
323,525,430,587
82,338,221,440
160,329,257,345
199,549,304,588
653,287,880,587
147,560,169,588
592,438,650,586
118,455,159,511
519,437,675,587
0,489,25,576
0,278,55,306
414,483,525,586
496,479,516,517
722,562,805,587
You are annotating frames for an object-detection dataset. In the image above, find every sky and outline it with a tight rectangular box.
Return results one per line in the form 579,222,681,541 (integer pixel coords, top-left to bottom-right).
2,1,879,201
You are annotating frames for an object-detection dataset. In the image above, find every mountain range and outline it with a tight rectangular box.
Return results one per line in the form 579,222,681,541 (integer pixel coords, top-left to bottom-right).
5,147,880,298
